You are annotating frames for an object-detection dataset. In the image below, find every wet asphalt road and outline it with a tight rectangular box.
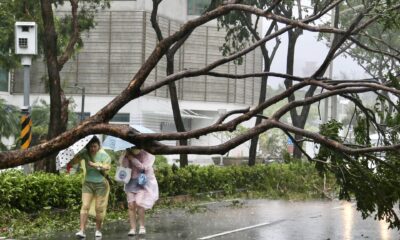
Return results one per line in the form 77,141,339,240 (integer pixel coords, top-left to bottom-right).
43,199,399,240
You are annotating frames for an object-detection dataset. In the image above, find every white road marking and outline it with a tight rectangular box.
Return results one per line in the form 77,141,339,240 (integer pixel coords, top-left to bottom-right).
197,219,285,239
198,202,356,239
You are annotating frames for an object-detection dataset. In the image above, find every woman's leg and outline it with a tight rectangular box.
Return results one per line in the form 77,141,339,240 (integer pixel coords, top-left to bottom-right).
80,193,94,231
94,181,110,232
138,206,145,228
95,194,108,231
128,201,137,230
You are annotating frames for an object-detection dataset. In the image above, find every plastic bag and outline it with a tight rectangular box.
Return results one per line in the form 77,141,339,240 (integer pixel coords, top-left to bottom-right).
138,169,147,187
115,166,132,184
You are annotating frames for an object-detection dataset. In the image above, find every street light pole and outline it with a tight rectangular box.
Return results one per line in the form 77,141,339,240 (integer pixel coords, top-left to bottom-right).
324,5,364,122
81,86,85,122
15,22,37,173
71,84,85,122
323,7,337,123
23,63,30,108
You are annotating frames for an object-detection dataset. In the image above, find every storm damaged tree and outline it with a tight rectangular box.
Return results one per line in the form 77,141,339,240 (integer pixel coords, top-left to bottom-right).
149,0,234,167
39,0,109,172
217,0,282,166
1,0,400,229
323,0,400,123
150,0,189,167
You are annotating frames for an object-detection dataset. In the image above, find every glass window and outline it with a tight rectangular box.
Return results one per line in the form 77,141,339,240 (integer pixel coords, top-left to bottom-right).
188,0,211,15
0,67,8,92
111,113,130,123
75,112,91,121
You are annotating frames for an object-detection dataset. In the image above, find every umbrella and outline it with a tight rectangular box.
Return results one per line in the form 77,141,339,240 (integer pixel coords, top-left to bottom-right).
102,125,154,151
56,135,94,170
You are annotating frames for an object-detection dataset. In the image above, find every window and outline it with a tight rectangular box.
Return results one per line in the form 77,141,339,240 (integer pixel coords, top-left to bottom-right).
22,26,30,32
75,112,91,121
160,119,191,132
111,113,130,123
188,0,211,15
0,67,8,92
160,122,176,132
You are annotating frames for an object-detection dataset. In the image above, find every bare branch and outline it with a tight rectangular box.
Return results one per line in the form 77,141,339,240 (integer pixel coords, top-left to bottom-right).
57,0,79,69
349,36,400,63
264,0,283,14
206,71,305,81
216,108,250,124
282,129,314,161
151,0,164,41
272,120,400,155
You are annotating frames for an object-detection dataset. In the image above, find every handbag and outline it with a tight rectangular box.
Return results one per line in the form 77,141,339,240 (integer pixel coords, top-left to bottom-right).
137,169,147,187
115,166,132,184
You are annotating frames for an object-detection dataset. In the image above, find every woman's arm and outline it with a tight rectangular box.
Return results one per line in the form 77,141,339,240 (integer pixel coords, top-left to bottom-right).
129,156,144,170
69,154,82,165
88,155,111,171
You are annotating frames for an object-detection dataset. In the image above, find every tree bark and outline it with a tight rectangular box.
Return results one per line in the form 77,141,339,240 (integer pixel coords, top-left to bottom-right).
284,30,310,160
248,46,270,166
151,0,189,167
167,54,188,167
40,0,69,173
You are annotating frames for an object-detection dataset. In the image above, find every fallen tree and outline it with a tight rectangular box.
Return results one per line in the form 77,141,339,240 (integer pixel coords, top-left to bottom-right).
1,0,400,229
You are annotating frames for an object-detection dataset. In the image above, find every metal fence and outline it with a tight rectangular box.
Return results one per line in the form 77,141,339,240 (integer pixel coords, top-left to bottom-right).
12,10,262,105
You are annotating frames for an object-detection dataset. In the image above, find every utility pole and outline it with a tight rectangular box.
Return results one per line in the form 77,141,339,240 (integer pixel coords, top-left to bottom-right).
324,5,364,122
15,22,38,173
323,7,338,122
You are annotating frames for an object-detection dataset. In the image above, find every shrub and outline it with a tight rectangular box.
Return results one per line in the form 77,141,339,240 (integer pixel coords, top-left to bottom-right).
0,170,81,212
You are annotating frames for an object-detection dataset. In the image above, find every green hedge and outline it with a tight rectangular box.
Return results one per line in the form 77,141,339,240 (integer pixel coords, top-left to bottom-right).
156,163,332,197
0,163,333,212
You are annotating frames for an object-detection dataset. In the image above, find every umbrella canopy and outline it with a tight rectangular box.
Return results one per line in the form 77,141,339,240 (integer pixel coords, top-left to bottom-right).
56,135,94,170
102,125,154,151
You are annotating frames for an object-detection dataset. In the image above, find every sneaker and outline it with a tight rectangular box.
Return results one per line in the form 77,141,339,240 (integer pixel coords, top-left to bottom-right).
75,230,86,238
95,230,102,238
138,226,146,235
128,229,136,236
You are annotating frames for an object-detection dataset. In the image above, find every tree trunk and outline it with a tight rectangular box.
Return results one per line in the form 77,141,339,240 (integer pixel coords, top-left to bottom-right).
40,0,69,173
248,46,270,166
284,30,306,160
167,54,188,167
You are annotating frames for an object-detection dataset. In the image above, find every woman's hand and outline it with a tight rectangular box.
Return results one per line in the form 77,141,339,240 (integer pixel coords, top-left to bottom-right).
88,161,103,171
143,165,151,171
91,162,111,171
101,164,111,171
88,161,97,168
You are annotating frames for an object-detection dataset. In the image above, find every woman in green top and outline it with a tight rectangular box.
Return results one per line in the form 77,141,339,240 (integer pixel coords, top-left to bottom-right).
71,136,111,238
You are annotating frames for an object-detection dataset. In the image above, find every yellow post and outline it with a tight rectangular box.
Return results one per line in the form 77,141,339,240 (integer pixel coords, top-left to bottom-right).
20,110,32,149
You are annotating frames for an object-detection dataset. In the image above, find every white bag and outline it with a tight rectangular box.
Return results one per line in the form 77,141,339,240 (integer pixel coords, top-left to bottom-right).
115,166,132,184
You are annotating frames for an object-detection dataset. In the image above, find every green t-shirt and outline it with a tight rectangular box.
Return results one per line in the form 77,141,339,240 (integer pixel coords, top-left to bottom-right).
78,149,111,183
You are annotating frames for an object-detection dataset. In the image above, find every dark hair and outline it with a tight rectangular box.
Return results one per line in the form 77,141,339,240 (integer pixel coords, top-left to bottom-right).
86,136,101,150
